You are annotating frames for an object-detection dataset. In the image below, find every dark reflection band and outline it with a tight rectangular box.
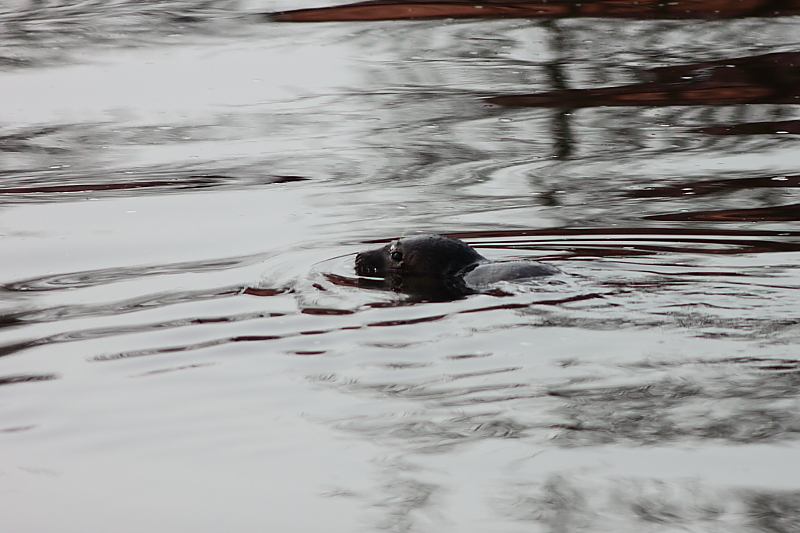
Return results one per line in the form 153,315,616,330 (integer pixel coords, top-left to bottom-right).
270,0,800,22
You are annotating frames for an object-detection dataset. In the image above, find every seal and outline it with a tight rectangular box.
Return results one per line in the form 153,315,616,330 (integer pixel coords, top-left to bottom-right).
355,234,558,300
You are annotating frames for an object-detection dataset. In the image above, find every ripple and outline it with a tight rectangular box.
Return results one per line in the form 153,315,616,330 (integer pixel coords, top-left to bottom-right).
3,255,264,293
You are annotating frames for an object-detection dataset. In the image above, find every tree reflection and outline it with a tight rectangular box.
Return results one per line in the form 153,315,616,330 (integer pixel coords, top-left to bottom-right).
271,0,800,21
496,476,800,533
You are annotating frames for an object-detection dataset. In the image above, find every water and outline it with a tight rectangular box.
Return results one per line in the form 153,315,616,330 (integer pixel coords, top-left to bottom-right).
1,1,800,531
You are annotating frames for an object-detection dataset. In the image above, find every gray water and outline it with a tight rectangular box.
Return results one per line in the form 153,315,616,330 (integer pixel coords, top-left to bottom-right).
2,2,800,531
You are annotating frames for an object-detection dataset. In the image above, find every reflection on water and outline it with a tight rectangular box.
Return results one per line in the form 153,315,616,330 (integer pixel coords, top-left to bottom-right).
1,0,800,531
490,51,800,107
0,0,246,67
494,475,800,532
271,0,800,21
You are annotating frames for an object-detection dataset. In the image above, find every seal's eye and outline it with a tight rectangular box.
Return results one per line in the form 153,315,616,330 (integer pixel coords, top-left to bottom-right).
390,250,403,262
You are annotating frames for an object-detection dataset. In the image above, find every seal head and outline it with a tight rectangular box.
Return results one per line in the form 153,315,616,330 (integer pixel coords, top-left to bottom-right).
355,234,484,278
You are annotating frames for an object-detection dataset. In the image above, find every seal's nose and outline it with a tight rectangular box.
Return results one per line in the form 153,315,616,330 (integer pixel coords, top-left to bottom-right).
354,248,387,277
355,252,373,276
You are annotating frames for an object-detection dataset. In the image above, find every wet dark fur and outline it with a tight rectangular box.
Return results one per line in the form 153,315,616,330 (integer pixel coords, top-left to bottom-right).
356,235,483,278
355,234,557,300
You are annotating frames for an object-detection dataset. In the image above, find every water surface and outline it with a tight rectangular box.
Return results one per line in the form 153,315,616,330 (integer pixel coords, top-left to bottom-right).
1,2,800,531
